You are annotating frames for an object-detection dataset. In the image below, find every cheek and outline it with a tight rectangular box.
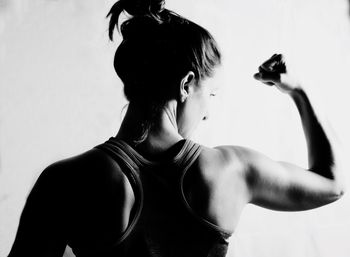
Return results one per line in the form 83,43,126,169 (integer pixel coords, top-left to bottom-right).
185,101,202,125
199,91,211,116
177,99,203,137
191,92,208,120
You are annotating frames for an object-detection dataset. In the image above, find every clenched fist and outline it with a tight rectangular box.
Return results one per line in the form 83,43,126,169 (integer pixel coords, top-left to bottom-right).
254,54,300,94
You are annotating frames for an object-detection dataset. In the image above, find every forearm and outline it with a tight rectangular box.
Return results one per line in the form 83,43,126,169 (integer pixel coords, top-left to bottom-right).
290,87,341,181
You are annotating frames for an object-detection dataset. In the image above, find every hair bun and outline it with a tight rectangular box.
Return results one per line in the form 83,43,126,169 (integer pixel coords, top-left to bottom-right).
123,0,165,16
107,0,166,40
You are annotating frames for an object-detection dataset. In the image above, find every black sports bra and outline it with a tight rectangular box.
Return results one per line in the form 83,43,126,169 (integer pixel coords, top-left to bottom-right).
71,137,232,257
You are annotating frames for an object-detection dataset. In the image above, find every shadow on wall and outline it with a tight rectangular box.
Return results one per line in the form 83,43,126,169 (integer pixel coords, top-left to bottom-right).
0,0,10,13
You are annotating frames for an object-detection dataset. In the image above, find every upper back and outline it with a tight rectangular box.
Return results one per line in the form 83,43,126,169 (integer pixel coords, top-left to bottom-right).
50,138,247,256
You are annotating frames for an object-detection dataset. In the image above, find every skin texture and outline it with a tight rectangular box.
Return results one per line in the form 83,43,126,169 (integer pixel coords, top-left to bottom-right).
8,55,345,256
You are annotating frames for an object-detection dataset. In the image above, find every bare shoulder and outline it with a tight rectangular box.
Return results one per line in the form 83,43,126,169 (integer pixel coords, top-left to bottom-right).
210,144,272,179
41,147,129,188
185,143,252,231
197,144,248,178
213,144,258,165
33,147,134,214
46,148,134,242
12,147,135,256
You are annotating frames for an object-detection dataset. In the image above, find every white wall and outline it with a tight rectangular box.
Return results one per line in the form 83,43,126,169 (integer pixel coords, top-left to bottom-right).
1,0,350,256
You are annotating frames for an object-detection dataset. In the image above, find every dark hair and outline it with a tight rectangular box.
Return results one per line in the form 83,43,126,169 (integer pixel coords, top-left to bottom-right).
107,0,221,143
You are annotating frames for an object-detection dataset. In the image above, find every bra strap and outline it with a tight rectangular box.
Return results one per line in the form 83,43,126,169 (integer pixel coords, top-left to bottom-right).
94,142,144,247
175,139,202,173
177,141,233,239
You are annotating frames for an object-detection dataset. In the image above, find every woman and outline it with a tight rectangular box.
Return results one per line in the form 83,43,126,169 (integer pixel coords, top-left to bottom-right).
8,0,345,256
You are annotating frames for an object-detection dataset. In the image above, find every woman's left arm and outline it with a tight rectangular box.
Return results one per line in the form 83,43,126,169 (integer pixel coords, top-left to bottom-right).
7,163,68,257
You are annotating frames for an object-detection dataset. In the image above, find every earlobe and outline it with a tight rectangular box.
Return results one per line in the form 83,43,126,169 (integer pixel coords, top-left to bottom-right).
179,71,195,102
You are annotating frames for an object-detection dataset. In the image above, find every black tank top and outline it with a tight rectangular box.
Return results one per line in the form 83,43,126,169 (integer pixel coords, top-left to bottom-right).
75,137,232,257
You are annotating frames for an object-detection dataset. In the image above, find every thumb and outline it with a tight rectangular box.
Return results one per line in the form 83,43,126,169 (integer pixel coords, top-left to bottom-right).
254,72,277,86
253,73,261,80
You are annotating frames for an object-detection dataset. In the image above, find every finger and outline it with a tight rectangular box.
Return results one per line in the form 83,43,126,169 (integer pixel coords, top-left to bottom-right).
261,71,280,82
254,71,280,83
261,54,283,71
271,53,282,60
262,54,280,66
261,59,279,71
262,59,286,74
259,65,273,73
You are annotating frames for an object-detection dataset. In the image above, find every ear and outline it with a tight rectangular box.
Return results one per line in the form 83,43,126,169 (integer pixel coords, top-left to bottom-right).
179,71,196,103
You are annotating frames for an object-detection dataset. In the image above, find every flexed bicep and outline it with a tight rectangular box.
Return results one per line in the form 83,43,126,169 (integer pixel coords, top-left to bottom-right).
233,146,343,211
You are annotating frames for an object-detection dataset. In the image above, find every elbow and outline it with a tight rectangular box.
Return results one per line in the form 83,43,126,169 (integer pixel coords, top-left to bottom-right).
320,162,346,200
330,152,346,199
336,184,346,198
332,164,346,199
330,181,346,201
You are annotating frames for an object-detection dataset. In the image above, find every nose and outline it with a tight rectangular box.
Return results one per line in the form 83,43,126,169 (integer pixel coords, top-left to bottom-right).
202,115,208,121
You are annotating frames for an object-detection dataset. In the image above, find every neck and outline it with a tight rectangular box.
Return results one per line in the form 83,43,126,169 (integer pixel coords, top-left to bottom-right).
116,100,183,155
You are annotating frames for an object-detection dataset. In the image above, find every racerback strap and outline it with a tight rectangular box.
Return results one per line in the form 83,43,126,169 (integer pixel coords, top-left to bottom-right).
94,141,144,248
